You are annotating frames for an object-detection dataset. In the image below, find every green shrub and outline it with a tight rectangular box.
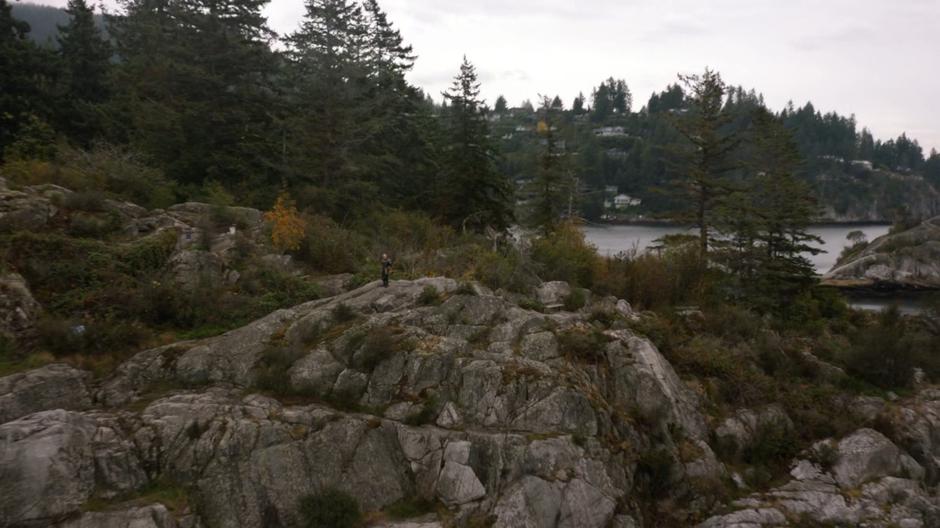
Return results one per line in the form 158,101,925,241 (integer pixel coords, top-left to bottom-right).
558,327,609,364
808,440,839,471
0,335,13,359
5,144,178,209
298,489,361,528
635,448,674,498
742,422,799,467
668,335,776,406
563,289,587,312
297,215,367,274
354,327,401,371
384,496,437,520
417,285,442,306
67,212,122,238
403,396,439,426
845,306,916,389
34,316,150,357
64,191,109,213
254,345,303,394
332,303,357,323
530,222,600,289
594,242,708,311
473,248,538,293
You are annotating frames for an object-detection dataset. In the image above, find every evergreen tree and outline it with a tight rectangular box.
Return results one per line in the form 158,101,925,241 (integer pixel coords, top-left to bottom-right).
55,0,112,144
925,149,940,186
591,82,611,122
110,0,279,194
527,96,572,233
572,92,586,115
737,108,822,309
494,95,507,113
609,78,631,114
440,57,513,232
858,128,875,160
284,0,367,196
668,68,741,259
647,84,684,113
0,0,54,157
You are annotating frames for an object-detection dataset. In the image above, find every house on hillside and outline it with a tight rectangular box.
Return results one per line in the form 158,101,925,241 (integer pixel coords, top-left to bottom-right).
851,160,874,171
603,189,642,211
593,126,627,137
614,194,642,208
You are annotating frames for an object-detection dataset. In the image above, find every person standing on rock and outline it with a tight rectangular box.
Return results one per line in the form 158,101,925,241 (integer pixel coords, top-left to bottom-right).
381,253,393,287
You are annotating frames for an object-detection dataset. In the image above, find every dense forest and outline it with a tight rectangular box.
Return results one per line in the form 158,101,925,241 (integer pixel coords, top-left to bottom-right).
6,0,940,226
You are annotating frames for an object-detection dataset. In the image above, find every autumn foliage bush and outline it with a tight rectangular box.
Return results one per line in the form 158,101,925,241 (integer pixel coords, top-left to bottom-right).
265,192,306,252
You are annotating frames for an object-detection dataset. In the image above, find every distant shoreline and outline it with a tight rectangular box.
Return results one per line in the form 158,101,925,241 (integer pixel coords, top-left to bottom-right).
585,220,893,228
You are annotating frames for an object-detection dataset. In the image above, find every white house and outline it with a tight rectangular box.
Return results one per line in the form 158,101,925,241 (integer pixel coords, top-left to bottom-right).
614,194,641,208
593,126,627,137
851,160,874,171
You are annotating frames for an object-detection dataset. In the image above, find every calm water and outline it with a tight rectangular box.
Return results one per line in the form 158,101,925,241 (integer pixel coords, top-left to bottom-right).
582,223,891,274
581,223,924,313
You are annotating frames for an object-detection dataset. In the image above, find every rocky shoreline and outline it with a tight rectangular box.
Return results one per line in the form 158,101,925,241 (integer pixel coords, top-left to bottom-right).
823,216,940,291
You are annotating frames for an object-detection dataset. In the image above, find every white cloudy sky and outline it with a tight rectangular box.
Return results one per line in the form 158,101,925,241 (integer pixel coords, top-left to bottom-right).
33,0,940,151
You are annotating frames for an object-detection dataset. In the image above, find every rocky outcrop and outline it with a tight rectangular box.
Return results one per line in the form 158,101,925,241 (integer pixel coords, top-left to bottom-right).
0,278,724,527
0,181,64,232
0,363,92,423
6,277,940,527
824,216,940,288
699,429,940,528
713,404,794,458
0,272,42,341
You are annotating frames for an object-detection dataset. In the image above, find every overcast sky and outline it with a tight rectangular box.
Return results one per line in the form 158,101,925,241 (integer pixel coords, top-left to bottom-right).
32,0,940,152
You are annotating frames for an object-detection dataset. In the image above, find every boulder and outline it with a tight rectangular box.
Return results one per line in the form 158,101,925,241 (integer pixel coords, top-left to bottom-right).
536,281,572,307
0,364,93,424
714,404,795,457
830,428,924,488
0,272,42,341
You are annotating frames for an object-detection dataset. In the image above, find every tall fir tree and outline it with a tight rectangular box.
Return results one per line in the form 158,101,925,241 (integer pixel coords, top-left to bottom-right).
440,57,513,232
527,96,572,233
668,68,741,259
285,0,366,190
110,0,278,195
572,92,586,115
722,108,822,311
494,95,508,114
0,0,54,157
56,0,112,144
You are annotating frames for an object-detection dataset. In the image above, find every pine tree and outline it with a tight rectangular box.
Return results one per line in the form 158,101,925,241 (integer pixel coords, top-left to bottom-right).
527,96,572,233
572,92,585,115
56,0,112,144
727,108,822,310
591,82,611,122
362,0,414,75
494,95,507,114
440,57,513,232
668,68,741,259
285,0,366,189
0,0,54,157
110,0,279,193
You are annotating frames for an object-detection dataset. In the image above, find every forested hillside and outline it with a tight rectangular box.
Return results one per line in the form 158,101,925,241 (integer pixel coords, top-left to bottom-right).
491,83,940,222
4,0,940,225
